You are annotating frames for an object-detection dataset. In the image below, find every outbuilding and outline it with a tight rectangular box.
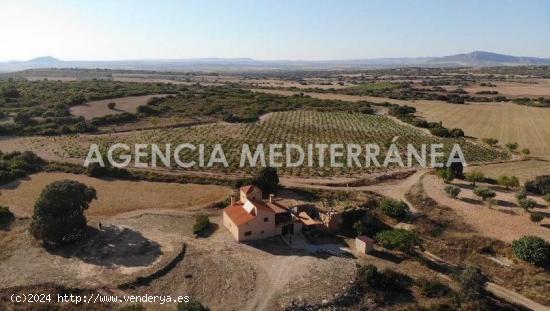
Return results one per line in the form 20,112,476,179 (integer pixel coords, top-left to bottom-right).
355,235,374,254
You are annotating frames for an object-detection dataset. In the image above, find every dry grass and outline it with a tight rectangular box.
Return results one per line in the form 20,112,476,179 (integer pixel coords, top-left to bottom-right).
0,172,232,217
465,79,550,97
70,94,170,120
254,89,550,159
467,159,550,183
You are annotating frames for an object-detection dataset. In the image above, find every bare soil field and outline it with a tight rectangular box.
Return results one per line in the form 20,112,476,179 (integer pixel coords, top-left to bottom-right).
422,173,549,242
0,172,232,217
70,94,170,120
465,79,550,98
254,89,550,159
467,159,550,183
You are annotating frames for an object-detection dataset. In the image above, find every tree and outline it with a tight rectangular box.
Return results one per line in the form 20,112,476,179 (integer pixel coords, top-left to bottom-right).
496,175,519,190
30,180,97,245
515,189,527,203
379,198,410,221
530,212,544,224
444,185,461,198
524,175,550,195
473,187,496,201
177,300,209,311
107,102,116,110
458,267,486,299
193,214,210,235
521,148,531,156
518,198,537,211
252,167,279,194
465,171,484,187
436,167,454,183
449,128,465,138
505,142,519,152
375,229,420,254
482,138,498,147
511,236,550,266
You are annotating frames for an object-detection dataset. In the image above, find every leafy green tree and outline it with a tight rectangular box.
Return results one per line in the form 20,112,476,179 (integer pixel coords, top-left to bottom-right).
252,167,279,194
496,175,519,190
436,167,454,183
530,212,544,224
379,198,410,221
193,214,210,235
465,171,484,187
511,236,550,266
30,180,97,245
473,187,496,201
524,175,550,195
375,229,420,254
505,142,519,152
518,198,537,211
482,138,498,147
444,185,461,198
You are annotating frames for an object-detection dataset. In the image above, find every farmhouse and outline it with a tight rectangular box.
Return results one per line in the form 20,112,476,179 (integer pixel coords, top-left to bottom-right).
223,185,302,241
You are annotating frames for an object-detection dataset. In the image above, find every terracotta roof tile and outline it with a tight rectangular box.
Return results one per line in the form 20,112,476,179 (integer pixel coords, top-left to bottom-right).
224,202,255,226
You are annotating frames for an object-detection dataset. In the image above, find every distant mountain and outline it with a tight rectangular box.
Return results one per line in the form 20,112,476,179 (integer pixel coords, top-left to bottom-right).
1,51,549,72
428,51,550,66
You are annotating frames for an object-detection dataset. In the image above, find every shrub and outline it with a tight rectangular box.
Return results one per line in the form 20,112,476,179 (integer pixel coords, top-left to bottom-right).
473,187,496,201
177,300,209,311
482,138,498,146
515,189,527,202
449,128,464,138
436,167,454,183
458,266,486,299
30,180,97,245
0,205,13,224
117,304,145,311
193,214,210,235
544,194,550,206
429,126,450,138
107,102,116,110
416,278,451,298
530,212,544,223
505,142,519,152
375,229,420,254
379,198,410,221
525,175,550,195
511,236,550,266
465,171,484,186
496,175,519,190
518,198,537,211
444,185,461,198
521,148,531,156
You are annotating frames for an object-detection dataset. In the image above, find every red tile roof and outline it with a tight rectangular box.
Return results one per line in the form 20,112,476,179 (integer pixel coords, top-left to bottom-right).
224,202,255,226
357,235,374,243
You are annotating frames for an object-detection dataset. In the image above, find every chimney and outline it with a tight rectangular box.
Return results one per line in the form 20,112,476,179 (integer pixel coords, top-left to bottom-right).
230,195,235,206
269,194,274,203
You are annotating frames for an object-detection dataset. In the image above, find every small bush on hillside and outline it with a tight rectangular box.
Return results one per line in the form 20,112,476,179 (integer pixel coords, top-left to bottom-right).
436,167,454,183
458,266,486,299
375,229,420,254
0,205,13,224
449,128,464,138
117,304,145,311
465,171,484,186
107,102,116,110
518,198,537,211
416,278,451,298
496,175,519,190
473,187,496,201
177,300,209,311
530,212,544,223
512,236,550,266
505,142,519,152
193,214,210,236
444,185,461,198
515,189,527,203
482,138,499,146
525,175,550,195
379,198,409,221
544,194,550,206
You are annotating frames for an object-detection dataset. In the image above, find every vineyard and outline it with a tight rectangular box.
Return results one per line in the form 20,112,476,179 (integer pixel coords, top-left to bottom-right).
81,110,508,177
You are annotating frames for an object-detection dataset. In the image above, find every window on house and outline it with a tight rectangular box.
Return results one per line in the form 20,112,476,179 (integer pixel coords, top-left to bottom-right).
264,217,269,222
244,231,252,236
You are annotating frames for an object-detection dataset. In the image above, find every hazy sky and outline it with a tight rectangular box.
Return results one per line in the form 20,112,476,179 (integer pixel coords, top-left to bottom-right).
1,0,549,61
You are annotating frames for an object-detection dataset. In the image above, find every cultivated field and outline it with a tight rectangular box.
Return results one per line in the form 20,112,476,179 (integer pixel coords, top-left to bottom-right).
70,94,170,120
254,89,550,159
467,159,550,183
0,172,232,217
464,79,550,98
